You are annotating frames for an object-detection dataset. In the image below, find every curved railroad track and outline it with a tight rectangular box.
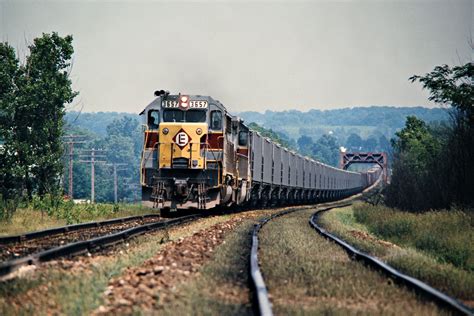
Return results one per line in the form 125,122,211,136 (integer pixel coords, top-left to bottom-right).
0,214,200,279
309,206,474,316
249,195,473,316
249,201,351,316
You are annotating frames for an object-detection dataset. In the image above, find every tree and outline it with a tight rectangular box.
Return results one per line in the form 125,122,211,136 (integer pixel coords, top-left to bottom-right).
0,33,77,205
248,122,294,149
364,136,378,151
0,43,24,218
25,33,78,197
345,133,362,151
410,63,473,124
385,116,443,210
297,135,313,156
311,134,340,166
378,135,391,152
387,62,474,211
409,62,473,208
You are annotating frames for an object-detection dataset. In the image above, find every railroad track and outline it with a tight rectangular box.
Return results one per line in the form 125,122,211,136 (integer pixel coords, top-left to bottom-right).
0,214,200,279
250,200,473,316
0,213,162,245
249,201,352,316
310,206,474,316
0,216,165,262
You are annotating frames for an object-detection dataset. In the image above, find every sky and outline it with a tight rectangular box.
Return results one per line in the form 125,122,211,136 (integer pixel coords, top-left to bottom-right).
0,0,472,114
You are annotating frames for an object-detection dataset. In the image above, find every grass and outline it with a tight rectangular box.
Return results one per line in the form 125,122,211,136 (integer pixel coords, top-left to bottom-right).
258,208,442,315
0,203,156,236
353,204,473,271
319,203,474,303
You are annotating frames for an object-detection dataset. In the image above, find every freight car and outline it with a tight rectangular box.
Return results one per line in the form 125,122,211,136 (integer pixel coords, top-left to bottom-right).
140,91,380,211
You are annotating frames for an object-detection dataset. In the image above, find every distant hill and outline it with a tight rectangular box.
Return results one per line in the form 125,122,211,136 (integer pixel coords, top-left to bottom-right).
65,112,140,137
237,106,448,141
65,106,449,142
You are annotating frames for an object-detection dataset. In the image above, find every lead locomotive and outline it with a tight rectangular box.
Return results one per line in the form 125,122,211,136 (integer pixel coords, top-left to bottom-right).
140,91,379,212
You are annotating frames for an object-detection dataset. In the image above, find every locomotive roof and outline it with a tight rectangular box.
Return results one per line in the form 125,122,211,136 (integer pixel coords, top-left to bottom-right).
139,94,227,115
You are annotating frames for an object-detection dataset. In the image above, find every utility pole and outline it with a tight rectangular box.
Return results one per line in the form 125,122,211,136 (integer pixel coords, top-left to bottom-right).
63,135,87,199
79,149,106,203
106,163,127,203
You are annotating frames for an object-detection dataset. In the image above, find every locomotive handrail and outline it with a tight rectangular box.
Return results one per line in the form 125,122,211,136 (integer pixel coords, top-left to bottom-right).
140,128,152,185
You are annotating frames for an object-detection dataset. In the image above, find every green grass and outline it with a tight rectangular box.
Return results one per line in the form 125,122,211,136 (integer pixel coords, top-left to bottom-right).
353,204,473,271
319,204,474,302
0,203,156,236
258,209,442,315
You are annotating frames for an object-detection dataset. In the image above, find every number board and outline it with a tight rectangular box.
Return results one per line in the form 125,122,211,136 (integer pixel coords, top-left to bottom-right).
162,100,208,109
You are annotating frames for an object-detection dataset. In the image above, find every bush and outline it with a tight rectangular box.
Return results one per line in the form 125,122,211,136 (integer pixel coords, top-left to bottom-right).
0,196,19,222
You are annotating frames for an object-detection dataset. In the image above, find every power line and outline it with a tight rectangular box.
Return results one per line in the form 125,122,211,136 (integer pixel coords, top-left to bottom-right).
63,135,87,200
106,163,127,204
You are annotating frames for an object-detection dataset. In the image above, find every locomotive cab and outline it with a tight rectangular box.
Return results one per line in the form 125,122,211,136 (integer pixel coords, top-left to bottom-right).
140,92,250,211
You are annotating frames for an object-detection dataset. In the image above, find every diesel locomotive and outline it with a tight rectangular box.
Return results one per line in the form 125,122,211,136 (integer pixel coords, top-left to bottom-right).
140,91,380,211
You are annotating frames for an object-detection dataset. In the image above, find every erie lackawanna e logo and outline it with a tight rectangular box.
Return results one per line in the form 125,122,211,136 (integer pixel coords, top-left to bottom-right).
173,129,191,149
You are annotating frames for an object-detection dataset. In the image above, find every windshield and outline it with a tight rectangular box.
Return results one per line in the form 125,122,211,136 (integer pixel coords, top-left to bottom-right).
186,110,207,122
163,109,206,123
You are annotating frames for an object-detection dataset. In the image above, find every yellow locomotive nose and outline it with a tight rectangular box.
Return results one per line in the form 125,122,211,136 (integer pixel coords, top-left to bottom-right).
158,123,208,169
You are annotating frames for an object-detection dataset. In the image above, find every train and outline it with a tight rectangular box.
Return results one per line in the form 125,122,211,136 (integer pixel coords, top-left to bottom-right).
140,91,381,212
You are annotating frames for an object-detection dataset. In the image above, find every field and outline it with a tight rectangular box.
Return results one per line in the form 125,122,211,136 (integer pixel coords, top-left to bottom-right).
319,203,474,304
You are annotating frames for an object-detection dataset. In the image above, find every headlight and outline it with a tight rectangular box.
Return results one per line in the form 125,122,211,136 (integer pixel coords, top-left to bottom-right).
162,128,169,135
196,128,202,135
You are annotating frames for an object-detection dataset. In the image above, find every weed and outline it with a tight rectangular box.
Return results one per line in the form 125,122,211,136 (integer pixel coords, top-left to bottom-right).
353,204,473,271
321,204,474,301
0,202,156,236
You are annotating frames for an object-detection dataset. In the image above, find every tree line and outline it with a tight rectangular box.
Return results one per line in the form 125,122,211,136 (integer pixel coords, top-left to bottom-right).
386,62,473,211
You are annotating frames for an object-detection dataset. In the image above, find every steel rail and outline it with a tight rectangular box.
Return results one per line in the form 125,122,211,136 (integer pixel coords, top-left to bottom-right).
249,202,352,316
0,214,199,278
309,207,474,316
0,213,162,244
250,208,296,316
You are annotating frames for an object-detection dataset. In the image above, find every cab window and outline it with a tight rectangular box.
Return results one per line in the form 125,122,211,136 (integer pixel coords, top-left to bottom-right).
238,131,248,146
210,111,222,130
163,109,206,123
163,109,184,122
148,110,160,129
186,110,207,122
